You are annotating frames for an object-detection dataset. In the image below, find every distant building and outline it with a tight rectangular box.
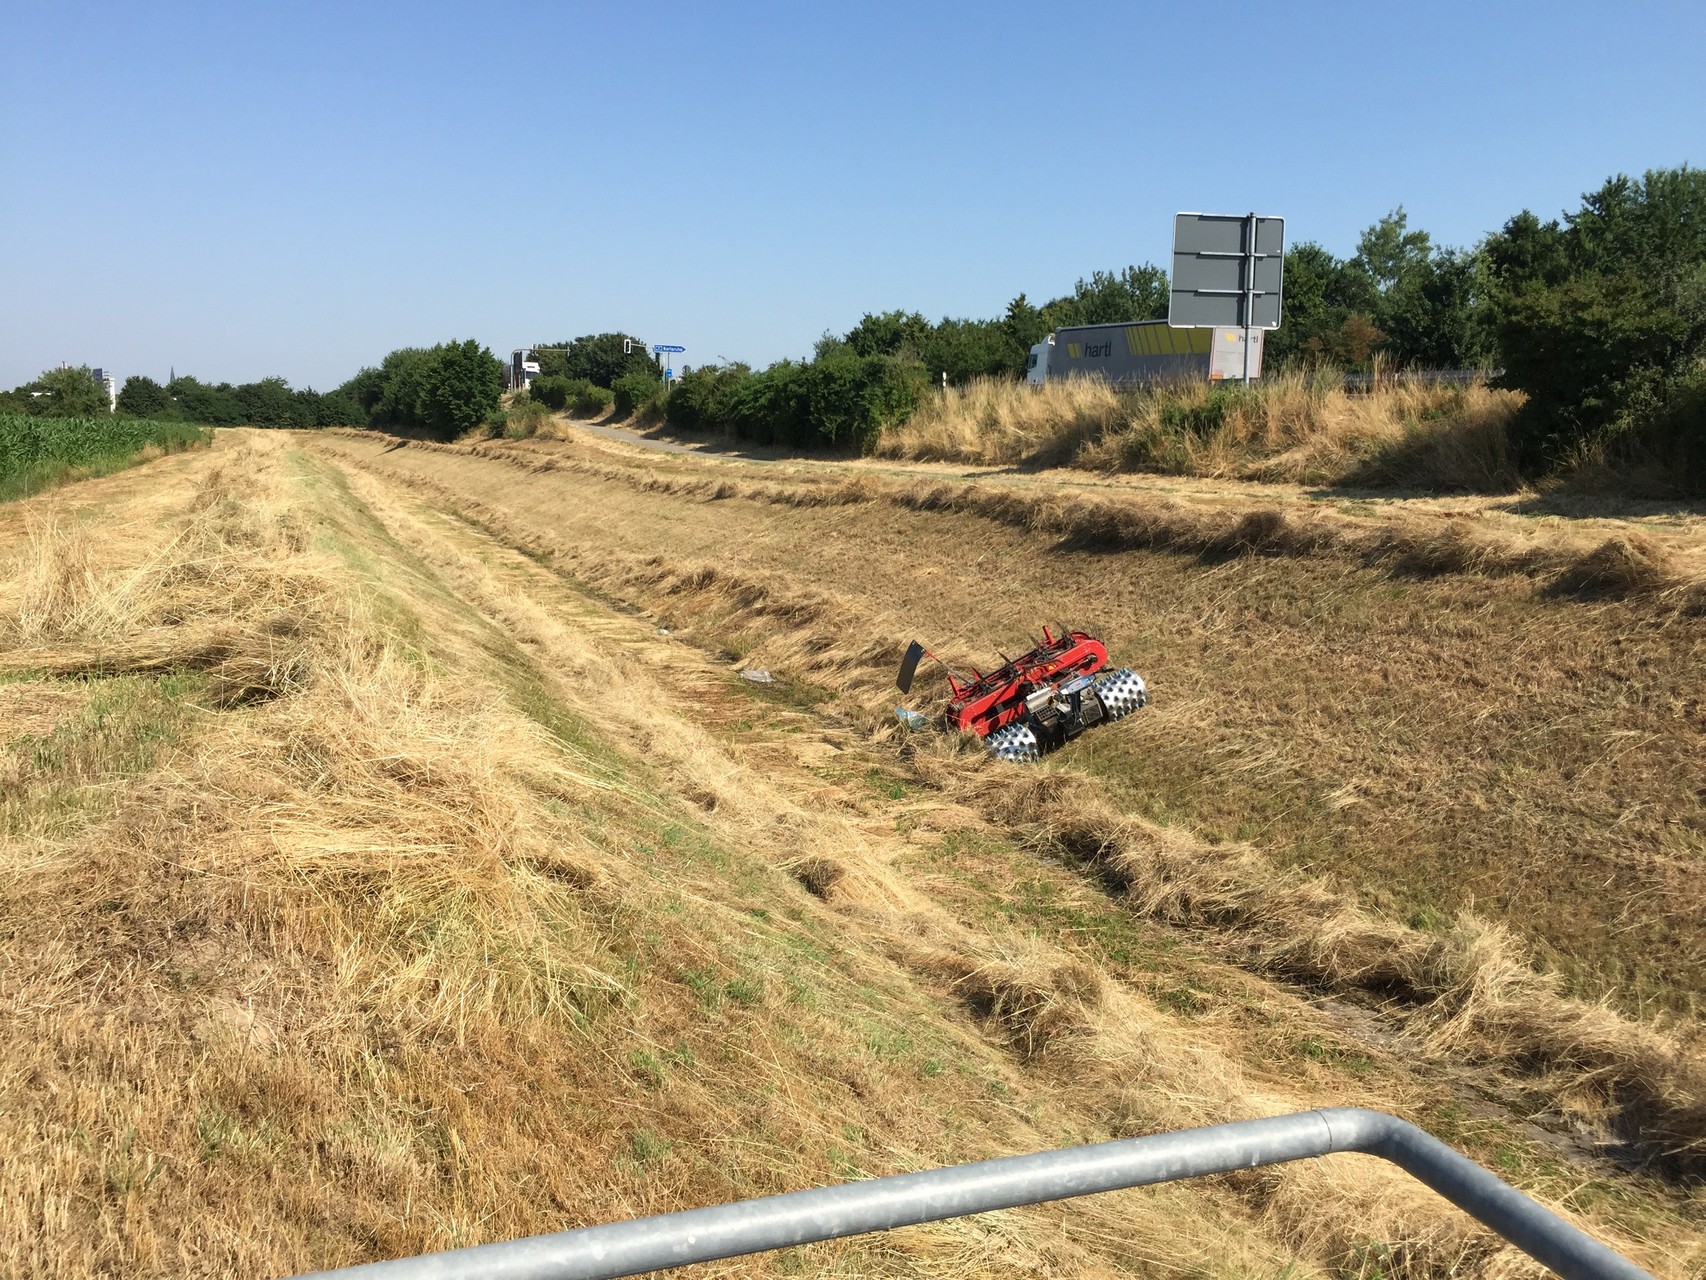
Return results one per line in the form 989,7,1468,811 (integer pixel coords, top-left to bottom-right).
91,367,117,412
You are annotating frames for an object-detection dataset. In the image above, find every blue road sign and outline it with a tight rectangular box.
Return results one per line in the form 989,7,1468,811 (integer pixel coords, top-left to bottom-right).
653,344,686,353
665,368,674,379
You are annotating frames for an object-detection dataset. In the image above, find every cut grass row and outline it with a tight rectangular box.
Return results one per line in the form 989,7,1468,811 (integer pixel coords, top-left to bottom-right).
0,412,208,501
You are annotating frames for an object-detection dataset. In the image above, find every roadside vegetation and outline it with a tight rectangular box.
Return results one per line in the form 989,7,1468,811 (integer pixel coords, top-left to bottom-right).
650,165,1704,495
3,338,508,440
878,370,1527,490
11,164,1696,492
0,412,207,501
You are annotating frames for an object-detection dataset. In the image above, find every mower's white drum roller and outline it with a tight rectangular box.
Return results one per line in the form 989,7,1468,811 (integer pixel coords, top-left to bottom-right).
985,721,1041,763
1092,668,1148,720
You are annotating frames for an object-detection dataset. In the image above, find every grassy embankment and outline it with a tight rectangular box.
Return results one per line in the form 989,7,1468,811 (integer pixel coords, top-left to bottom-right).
0,413,209,501
0,434,1488,1277
7,430,1698,1277
877,371,1527,490
327,431,1706,1174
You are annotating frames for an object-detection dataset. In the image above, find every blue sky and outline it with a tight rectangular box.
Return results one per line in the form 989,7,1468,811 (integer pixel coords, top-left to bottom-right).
2,0,1701,391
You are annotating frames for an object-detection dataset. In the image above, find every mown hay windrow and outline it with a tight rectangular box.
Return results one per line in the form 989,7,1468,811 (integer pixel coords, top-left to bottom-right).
361,431,1700,606
1549,535,1676,599
952,764,1706,1171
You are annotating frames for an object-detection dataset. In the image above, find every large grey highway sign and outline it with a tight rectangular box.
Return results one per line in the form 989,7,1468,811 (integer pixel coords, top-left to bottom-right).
1169,212,1285,330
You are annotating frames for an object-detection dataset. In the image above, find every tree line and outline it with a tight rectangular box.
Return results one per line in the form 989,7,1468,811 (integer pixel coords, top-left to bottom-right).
672,164,1704,476
5,163,1698,477
1,340,508,439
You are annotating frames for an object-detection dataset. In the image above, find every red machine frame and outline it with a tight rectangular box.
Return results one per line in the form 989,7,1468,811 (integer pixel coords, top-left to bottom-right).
942,626,1108,739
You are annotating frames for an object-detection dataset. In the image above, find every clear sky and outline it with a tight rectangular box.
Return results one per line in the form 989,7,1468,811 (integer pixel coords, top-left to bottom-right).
2,0,1701,391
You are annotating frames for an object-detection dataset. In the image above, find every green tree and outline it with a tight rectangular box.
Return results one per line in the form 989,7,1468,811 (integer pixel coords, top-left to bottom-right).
337,367,387,422
842,310,930,358
419,339,503,439
1492,167,1706,473
1351,208,1431,296
1380,249,1497,369
167,376,243,425
313,390,364,426
21,366,110,417
535,334,660,388
1068,265,1170,325
1003,293,1049,353
117,375,172,418
918,317,1025,383
235,376,296,426
1483,211,1572,301
374,348,434,428
1264,242,1342,365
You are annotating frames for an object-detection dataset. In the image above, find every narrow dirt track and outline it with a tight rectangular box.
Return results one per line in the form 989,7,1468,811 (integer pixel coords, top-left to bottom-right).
309,430,1706,1019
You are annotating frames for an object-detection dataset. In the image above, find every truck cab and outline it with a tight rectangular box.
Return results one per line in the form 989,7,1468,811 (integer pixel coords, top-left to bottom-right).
1025,335,1054,387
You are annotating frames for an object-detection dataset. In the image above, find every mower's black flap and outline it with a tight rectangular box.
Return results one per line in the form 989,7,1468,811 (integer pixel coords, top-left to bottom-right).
896,640,926,694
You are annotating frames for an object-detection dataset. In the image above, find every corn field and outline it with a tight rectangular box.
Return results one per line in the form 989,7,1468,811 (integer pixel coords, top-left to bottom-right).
0,414,207,498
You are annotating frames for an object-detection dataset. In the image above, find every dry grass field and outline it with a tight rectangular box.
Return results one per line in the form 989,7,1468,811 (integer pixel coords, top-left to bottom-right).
2,429,1702,1277
876,371,1526,491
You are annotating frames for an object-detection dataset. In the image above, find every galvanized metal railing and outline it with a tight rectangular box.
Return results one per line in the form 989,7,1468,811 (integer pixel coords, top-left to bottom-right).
1341,367,1503,392
297,1108,1653,1280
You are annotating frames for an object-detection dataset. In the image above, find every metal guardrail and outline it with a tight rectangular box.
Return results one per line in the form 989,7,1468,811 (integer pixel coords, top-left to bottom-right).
298,1109,1653,1280
1341,368,1503,392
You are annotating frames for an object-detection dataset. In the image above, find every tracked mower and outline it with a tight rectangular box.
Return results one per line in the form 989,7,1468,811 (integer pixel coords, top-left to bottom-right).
896,627,1147,762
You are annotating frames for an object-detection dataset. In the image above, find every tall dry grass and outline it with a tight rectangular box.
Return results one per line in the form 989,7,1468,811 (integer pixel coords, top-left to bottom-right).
879,370,1526,492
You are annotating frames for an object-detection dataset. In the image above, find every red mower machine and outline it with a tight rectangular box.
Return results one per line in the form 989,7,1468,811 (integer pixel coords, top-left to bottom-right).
895,627,1147,762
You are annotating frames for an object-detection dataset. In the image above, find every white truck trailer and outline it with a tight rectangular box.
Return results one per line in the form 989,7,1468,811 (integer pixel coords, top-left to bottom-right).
1026,320,1263,387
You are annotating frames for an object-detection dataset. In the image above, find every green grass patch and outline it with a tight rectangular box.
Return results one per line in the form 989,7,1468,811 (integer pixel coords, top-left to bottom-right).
1,673,206,837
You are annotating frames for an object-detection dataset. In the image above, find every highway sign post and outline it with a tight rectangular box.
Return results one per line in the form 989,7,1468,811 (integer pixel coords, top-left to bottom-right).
654,344,685,383
1169,212,1285,384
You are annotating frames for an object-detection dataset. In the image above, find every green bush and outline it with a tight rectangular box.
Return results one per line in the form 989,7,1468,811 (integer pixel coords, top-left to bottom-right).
721,362,809,445
570,383,614,417
1490,167,1706,480
805,352,928,451
664,355,925,452
612,371,665,419
1499,273,1693,462
348,340,503,438
529,376,574,411
504,397,554,439
13,366,112,418
666,365,751,434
